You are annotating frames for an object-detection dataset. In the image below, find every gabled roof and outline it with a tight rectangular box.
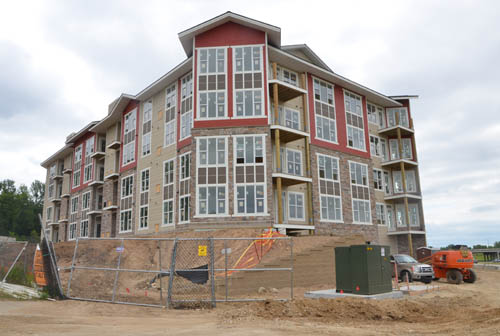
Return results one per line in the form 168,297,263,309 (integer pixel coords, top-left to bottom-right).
90,94,135,133
178,11,281,57
281,44,332,72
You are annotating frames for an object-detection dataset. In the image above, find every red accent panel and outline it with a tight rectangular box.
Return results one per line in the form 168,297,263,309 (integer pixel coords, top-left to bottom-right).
70,132,95,193
119,101,139,173
177,137,192,150
308,73,370,159
227,47,233,118
194,118,268,129
195,22,265,48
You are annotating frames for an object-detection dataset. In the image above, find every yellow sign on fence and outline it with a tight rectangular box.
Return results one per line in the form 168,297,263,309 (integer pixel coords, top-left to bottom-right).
198,245,207,257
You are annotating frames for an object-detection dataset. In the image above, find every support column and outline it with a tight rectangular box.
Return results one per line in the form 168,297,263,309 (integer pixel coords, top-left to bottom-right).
272,62,283,225
397,115,413,257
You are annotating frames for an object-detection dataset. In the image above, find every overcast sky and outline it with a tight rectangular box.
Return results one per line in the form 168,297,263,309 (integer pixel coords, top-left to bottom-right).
1,0,499,247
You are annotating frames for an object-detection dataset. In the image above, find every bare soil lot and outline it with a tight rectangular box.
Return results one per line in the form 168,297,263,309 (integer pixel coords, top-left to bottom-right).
1,269,500,335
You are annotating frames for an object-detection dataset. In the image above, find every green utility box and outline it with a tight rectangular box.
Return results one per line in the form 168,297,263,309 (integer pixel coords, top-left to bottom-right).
335,244,392,295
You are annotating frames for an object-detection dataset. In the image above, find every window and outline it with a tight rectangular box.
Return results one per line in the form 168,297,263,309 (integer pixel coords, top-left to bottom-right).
165,84,176,146
389,139,399,160
393,171,403,193
80,220,88,238
82,192,91,210
317,154,342,222
69,223,77,240
375,203,386,225
349,161,371,224
314,78,336,143
83,136,94,183
163,159,175,226
179,152,191,223
120,210,132,232
284,107,300,130
123,108,137,165
234,46,263,118
71,196,79,214
73,145,82,187
405,170,417,192
396,204,407,227
387,205,395,230
46,206,53,221
345,91,366,151
180,73,193,139
197,137,227,215
48,182,54,199
367,103,384,127
373,169,384,191
49,164,56,177
276,66,298,86
370,135,381,157
402,138,413,159
409,204,420,227
283,148,302,176
235,135,266,215
121,175,134,198
384,171,392,195
198,48,226,119
386,107,409,128
142,100,152,156
139,168,150,230
288,192,304,220
380,138,388,161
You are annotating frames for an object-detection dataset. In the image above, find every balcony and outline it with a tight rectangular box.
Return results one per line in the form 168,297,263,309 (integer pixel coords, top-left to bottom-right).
272,150,311,186
381,158,418,170
52,173,63,180
378,125,414,138
62,167,72,174
269,64,307,102
89,166,105,187
104,172,119,180
384,192,422,201
90,151,105,159
58,217,68,224
270,106,308,143
88,195,104,215
107,140,121,150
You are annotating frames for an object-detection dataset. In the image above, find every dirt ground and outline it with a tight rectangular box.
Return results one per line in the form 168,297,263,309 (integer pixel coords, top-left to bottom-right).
1,269,500,335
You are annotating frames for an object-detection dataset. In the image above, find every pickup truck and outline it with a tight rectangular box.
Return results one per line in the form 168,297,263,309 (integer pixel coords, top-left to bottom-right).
391,254,434,284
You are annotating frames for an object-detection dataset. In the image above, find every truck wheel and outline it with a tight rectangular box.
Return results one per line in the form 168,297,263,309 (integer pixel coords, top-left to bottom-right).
422,277,432,284
464,269,477,283
446,269,463,284
400,270,412,283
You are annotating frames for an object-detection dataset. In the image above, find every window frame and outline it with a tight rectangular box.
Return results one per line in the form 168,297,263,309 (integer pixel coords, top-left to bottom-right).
317,153,343,223
313,77,337,144
119,209,132,233
179,73,193,140
287,191,305,221
344,89,366,152
163,158,175,226
348,160,371,224
142,99,153,157
80,220,89,238
72,144,82,188
373,168,384,191
197,47,228,121
68,222,77,241
82,191,91,210
122,108,137,166
375,203,387,226
179,152,191,224
164,83,177,147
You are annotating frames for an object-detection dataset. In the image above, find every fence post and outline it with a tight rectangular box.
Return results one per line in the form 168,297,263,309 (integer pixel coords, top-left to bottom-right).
210,238,216,308
158,240,163,307
224,239,228,302
111,239,125,302
67,239,79,297
290,238,294,300
166,238,178,309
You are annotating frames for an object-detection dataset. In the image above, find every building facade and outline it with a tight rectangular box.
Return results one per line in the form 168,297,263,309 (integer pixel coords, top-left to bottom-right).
40,12,426,255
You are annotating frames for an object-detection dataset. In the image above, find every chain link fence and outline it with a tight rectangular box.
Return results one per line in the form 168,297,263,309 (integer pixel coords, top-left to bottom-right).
57,236,293,308
0,241,37,286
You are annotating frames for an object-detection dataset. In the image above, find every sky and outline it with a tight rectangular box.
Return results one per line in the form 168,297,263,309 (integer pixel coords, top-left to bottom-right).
0,0,499,247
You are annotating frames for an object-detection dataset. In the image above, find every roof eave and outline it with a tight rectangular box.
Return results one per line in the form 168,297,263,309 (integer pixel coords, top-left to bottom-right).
64,121,99,144
40,144,74,168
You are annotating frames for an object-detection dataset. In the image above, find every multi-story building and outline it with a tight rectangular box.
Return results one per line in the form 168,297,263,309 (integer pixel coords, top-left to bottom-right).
40,12,426,255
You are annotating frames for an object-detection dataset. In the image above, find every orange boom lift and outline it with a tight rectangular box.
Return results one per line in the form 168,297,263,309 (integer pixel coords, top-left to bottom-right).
432,246,476,284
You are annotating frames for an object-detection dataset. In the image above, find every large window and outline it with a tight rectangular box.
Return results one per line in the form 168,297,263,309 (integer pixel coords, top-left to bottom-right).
380,138,388,161
180,73,193,140
288,192,304,220
317,154,342,222
121,175,134,198
69,223,77,240
139,168,149,229
163,159,175,226
373,169,384,191
276,66,298,86
387,107,409,128
179,152,191,224
120,210,132,232
369,135,381,157
349,161,371,224
198,48,226,119
375,203,387,225
71,196,79,214
83,136,95,183
392,170,417,193
282,148,302,176
234,135,266,215
82,191,91,210
314,78,336,143
234,46,263,118
123,108,137,165
384,171,392,195
345,91,366,151
409,204,420,227
165,84,176,146
72,145,82,188
80,220,88,238
197,137,227,215
367,102,385,127
142,100,152,156
120,175,133,233
46,206,53,221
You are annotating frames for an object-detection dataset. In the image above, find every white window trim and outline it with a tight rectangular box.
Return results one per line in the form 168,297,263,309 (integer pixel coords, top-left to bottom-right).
164,82,177,148
386,107,410,128
284,147,302,176
316,153,344,223
46,206,53,221
68,222,77,241
119,209,133,233
80,220,89,238
233,134,268,216
178,151,191,224
140,168,150,193
375,202,387,226
162,158,176,226
343,89,367,152
287,191,305,221
121,175,134,199
196,46,229,121
179,73,194,141
83,136,95,184
196,135,229,217
122,108,137,167
82,191,91,211
373,168,384,192
70,196,79,214
139,205,149,230
348,160,372,225
232,45,266,120
409,203,420,227
313,76,338,145
72,144,83,188
142,99,153,158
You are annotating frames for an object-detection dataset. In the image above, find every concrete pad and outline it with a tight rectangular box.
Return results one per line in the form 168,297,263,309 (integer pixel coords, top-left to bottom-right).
398,284,440,296
304,289,403,300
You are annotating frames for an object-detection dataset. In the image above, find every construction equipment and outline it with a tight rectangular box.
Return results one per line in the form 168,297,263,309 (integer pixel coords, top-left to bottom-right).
431,246,476,284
